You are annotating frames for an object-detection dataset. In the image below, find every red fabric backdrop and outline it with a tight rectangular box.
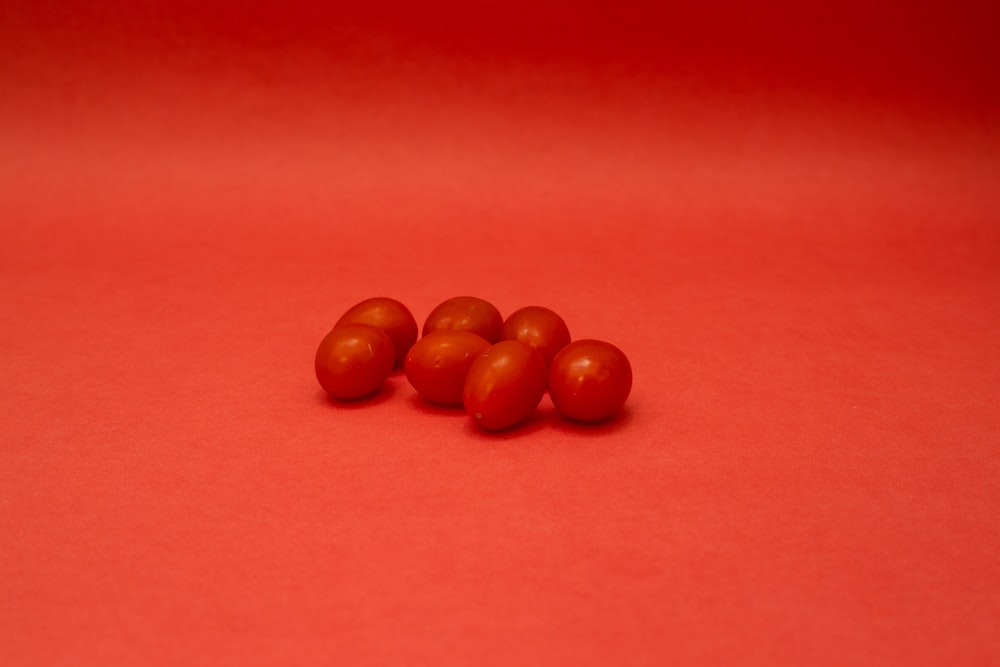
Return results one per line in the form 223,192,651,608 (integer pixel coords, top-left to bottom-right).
2,1,999,665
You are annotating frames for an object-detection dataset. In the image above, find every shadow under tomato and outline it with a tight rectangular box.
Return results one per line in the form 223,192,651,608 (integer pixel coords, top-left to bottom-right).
547,405,633,436
405,393,468,417
314,377,399,410
463,404,555,441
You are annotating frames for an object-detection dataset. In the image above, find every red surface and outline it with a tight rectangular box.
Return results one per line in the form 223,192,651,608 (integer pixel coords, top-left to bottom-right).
2,1,999,664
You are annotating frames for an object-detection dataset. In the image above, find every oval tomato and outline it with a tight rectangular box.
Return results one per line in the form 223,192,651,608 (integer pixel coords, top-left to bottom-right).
501,305,571,366
548,340,632,421
315,323,395,400
463,341,547,431
404,331,491,406
422,296,503,343
335,297,417,369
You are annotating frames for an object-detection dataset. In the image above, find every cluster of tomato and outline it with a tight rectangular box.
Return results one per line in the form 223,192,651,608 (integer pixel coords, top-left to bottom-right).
315,296,632,431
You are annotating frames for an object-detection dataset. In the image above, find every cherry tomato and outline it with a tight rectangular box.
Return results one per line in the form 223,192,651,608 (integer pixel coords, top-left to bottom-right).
404,331,491,406
548,340,632,422
335,297,417,369
501,305,571,366
422,296,503,343
315,323,395,400
463,341,547,431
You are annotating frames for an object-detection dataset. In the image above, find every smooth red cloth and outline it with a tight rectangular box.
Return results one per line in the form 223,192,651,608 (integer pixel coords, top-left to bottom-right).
2,1,999,665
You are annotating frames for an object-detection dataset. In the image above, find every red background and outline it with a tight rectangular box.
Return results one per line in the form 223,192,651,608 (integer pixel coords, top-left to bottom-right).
2,1,999,664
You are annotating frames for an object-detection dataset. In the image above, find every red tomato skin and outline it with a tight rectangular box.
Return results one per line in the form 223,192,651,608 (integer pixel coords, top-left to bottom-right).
404,331,491,406
463,341,547,431
501,305,571,366
548,340,632,422
315,323,395,400
422,296,503,343
335,297,418,369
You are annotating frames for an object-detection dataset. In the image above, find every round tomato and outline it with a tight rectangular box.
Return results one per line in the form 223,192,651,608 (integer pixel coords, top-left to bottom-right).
422,296,503,343
404,331,491,406
548,340,632,422
501,305,571,366
315,323,395,400
463,341,547,431
335,297,417,369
